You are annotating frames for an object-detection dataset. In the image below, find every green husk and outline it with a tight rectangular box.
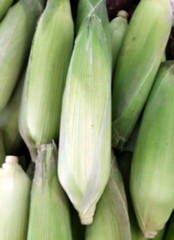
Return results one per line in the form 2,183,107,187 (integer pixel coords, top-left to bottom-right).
130,61,174,238
58,0,112,225
27,143,72,240
0,156,31,240
0,0,43,112
112,0,173,148
0,0,13,21
110,10,128,68
19,0,74,162
0,71,25,154
85,155,131,240
117,153,165,240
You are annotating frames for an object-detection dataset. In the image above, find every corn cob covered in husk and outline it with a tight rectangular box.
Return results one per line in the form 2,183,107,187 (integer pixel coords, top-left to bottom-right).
19,0,74,161
0,0,43,112
85,154,131,240
117,153,166,240
58,0,112,225
130,61,174,238
0,0,13,21
0,71,25,155
27,143,72,240
129,189,166,240
0,156,31,240
165,214,174,240
110,10,128,68
112,0,173,149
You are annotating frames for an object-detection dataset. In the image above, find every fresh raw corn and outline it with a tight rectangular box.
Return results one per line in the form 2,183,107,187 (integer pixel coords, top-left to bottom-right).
0,155,31,240
19,0,74,161
129,191,166,240
130,61,174,238
27,143,72,240
0,71,25,154
0,0,13,21
58,0,112,225
165,214,174,240
0,0,43,112
85,155,131,240
110,10,128,68
112,0,173,149
117,153,165,240
0,131,5,166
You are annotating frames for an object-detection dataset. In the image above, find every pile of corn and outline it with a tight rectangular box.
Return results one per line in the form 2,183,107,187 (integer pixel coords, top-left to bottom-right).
0,0,174,239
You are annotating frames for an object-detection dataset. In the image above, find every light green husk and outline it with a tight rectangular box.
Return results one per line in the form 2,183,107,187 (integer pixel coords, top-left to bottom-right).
27,143,72,240
130,61,174,238
0,0,43,112
0,71,25,154
112,0,173,149
110,10,128,68
85,155,131,240
0,0,13,21
117,152,166,240
19,0,74,162
58,0,112,225
0,156,31,240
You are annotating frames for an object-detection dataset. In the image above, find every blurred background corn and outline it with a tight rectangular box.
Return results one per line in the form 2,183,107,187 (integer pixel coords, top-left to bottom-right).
0,0,43,112
27,143,72,240
19,0,74,161
85,154,131,240
130,61,174,238
112,0,173,149
0,156,31,240
58,0,112,225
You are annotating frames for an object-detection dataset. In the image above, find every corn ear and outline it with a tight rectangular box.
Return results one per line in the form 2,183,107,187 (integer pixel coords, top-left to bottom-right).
117,152,166,240
58,0,112,225
110,10,128,68
129,186,166,240
19,0,74,162
165,214,174,240
27,143,72,240
130,61,174,238
0,71,25,154
0,156,31,240
130,195,166,240
85,154,131,239
0,0,43,112
0,0,13,21
112,0,173,149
